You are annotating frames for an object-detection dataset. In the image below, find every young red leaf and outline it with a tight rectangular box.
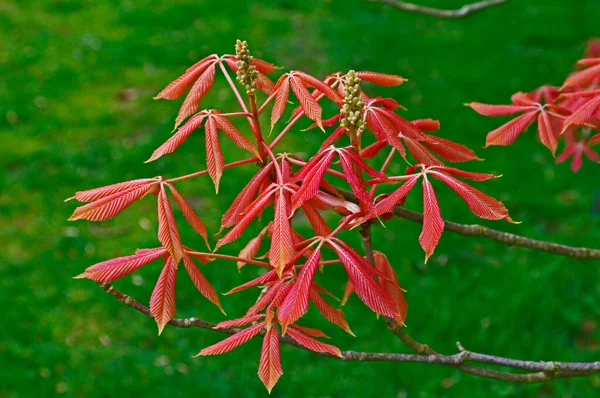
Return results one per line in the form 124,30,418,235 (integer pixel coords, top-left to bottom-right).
157,186,184,264
221,163,274,230
154,56,216,100
290,75,323,130
212,114,260,158
421,136,480,163
485,111,538,147
562,96,600,130
420,176,444,263
175,63,216,128
167,183,210,248
301,204,333,236
286,327,343,358
340,280,354,306
370,175,420,218
205,116,225,193
412,119,440,132
68,181,157,222
75,247,167,282
562,60,600,88
150,256,178,335
197,322,265,356
290,324,329,339
294,71,343,103
146,112,207,162
329,239,399,319
216,186,277,250
374,252,407,326
466,102,534,116
270,188,295,276
429,171,511,221
213,314,265,329
237,224,271,270
271,76,290,131
182,254,224,314
67,178,159,203
537,111,559,156
258,326,283,393
278,246,322,328
224,269,279,295
357,71,406,86
428,166,497,181
309,288,354,336
292,150,336,209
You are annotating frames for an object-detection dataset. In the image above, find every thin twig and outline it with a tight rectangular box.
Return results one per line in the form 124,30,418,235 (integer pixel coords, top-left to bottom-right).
96,282,600,383
370,0,507,18
357,225,598,383
339,189,600,259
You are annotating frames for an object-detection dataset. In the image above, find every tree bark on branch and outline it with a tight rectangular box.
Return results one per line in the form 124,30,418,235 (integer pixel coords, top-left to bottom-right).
96,279,599,383
369,0,508,18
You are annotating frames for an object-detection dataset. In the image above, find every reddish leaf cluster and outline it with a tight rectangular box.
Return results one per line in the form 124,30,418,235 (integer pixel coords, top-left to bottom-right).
468,40,600,172
69,40,523,392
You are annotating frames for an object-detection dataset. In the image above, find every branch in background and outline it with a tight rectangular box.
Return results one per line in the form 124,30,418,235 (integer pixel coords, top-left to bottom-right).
339,189,600,260
357,225,598,383
97,282,600,382
370,0,507,18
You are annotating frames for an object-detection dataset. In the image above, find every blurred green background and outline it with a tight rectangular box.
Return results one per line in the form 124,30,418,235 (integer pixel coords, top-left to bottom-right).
1,0,599,397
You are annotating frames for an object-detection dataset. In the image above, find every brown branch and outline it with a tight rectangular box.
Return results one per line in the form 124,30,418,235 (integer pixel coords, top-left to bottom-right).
370,0,507,18
339,189,600,259
97,282,599,382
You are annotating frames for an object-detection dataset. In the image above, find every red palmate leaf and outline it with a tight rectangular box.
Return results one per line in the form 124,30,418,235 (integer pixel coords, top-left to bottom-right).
197,322,266,356
146,112,207,162
286,327,343,358
150,256,178,335
293,71,343,103
340,280,354,306
75,247,167,282
175,62,216,128
167,183,210,248
237,223,271,270
68,181,158,222
329,238,399,319
420,176,444,262
154,56,216,100
278,246,322,328
258,326,283,393
428,166,497,181
270,188,295,276
157,186,184,264
182,254,224,314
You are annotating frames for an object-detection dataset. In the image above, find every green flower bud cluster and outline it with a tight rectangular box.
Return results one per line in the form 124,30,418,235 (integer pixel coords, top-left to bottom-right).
235,40,259,95
340,70,365,136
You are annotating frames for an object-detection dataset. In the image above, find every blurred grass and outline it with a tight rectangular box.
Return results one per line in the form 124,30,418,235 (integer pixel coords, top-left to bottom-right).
1,0,599,396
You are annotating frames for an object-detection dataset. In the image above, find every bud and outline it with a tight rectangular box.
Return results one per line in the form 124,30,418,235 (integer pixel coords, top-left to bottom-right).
235,39,259,95
340,70,365,138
